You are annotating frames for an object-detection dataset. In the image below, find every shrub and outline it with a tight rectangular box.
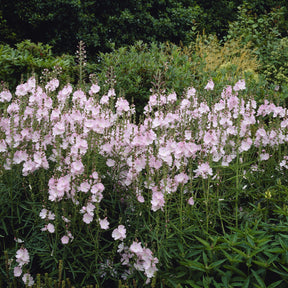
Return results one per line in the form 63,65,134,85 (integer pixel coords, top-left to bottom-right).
0,40,75,89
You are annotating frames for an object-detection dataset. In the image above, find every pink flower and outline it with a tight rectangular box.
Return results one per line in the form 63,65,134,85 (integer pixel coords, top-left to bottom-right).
112,225,126,241
188,197,195,205
47,223,55,233
39,208,48,219
16,248,30,267
0,90,12,102
205,79,214,91
22,273,34,286
167,92,177,102
89,83,100,95
130,241,143,254
70,160,84,176
99,218,109,230
151,191,165,212
100,95,110,105
233,79,246,91
61,236,70,244
79,181,90,193
186,87,196,99
108,88,116,97
15,83,28,96
115,98,130,114
106,159,115,167
260,153,270,161
240,138,253,152
174,172,189,184
14,266,22,277
83,213,93,224
91,183,105,194
194,162,213,179
45,78,59,91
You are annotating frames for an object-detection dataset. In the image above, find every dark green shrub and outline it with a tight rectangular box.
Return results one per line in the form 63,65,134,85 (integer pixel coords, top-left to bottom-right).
96,41,206,116
0,40,75,89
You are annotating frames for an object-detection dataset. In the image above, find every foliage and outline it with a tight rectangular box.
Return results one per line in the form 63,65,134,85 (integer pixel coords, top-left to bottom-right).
189,33,260,83
0,40,75,89
226,2,288,86
96,41,199,116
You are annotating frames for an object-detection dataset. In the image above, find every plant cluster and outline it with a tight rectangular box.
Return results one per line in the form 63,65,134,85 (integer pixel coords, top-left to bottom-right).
0,40,75,90
0,73,288,287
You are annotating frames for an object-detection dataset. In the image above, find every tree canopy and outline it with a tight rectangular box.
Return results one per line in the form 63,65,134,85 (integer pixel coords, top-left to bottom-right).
0,0,287,57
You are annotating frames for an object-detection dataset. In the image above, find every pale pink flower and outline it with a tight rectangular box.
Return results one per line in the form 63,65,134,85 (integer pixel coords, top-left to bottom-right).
186,87,196,98
137,194,145,203
112,225,126,241
15,83,28,96
26,77,36,92
180,99,190,110
89,83,100,95
99,218,109,230
260,153,270,161
233,79,246,91
106,159,115,167
45,78,59,91
16,248,29,267
70,160,84,175
100,95,110,105
205,79,214,91
62,216,70,223
91,182,105,194
116,98,130,114
0,90,12,102
108,88,116,97
14,266,22,277
47,223,55,233
188,197,195,205
39,208,48,219
83,213,93,224
52,120,66,136
158,146,173,166
7,102,20,114
13,150,28,164
194,162,213,179
151,191,165,211
167,92,177,102
0,139,7,152
240,138,253,152
174,172,189,184
61,236,70,244
130,241,143,254
48,211,55,220
79,181,90,193
22,273,34,286
14,238,24,243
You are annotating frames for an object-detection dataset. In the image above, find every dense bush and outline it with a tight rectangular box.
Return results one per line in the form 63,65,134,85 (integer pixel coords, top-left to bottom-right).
226,3,288,86
0,40,75,89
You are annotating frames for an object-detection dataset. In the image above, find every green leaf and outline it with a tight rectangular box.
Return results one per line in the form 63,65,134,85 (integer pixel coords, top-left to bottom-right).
242,276,250,288
194,235,211,249
267,280,283,288
181,260,206,272
231,247,248,258
185,280,202,288
209,259,226,269
251,269,266,288
223,265,247,278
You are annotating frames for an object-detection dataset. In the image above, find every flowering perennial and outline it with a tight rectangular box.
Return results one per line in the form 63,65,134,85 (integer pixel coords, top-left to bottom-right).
1,77,288,284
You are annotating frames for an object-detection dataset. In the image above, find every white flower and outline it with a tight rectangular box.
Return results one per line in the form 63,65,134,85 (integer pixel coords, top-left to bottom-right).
112,225,126,241
99,218,109,230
